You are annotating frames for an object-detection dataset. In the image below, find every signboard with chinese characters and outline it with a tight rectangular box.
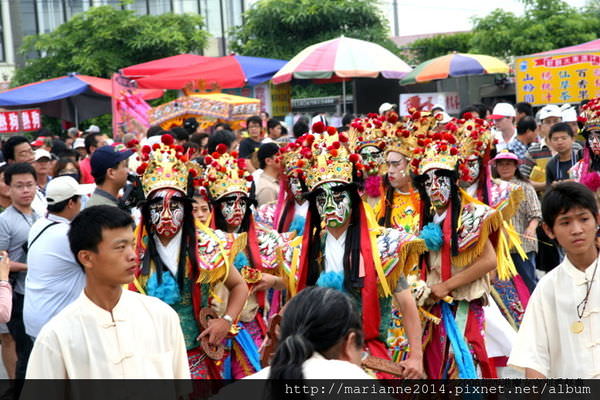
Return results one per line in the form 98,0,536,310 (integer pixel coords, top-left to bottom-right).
0,109,41,134
399,92,460,116
515,52,600,106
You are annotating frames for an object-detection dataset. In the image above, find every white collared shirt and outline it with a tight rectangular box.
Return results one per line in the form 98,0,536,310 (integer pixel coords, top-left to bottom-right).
324,230,347,273
508,255,600,378
493,129,516,152
26,289,190,379
154,231,182,277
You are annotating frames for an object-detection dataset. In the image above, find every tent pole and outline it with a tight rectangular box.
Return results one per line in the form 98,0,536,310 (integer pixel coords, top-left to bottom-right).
75,104,79,127
342,80,347,114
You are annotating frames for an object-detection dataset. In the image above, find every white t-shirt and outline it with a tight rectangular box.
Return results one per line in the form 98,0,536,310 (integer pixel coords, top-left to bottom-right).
325,230,347,273
508,255,600,378
24,214,86,337
26,289,190,379
247,352,373,379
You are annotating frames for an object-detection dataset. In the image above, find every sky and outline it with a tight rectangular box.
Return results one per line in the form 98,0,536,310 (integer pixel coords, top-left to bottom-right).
385,0,590,36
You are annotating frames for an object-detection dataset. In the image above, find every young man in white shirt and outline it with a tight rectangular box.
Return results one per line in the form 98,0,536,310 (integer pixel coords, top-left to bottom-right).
26,205,190,379
508,182,600,378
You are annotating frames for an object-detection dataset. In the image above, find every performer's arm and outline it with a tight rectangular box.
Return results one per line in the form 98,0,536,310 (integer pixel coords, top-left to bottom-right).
430,239,496,300
393,288,425,379
199,265,249,346
252,273,286,292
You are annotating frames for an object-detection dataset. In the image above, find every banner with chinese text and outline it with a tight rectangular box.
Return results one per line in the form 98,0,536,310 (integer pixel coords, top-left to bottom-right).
0,109,41,134
515,52,600,106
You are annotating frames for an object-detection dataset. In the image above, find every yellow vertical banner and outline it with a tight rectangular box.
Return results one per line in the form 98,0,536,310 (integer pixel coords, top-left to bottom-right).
515,52,600,106
270,82,291,117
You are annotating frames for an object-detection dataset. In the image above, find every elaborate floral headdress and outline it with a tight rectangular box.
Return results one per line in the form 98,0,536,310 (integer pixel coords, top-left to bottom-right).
280,140,308,179
197,145,253,200
300,123,364,191
579,97,600,132
384,114,418,158
348,113,391,152
137,134,196,197
416,134,459,175
455,114,494,180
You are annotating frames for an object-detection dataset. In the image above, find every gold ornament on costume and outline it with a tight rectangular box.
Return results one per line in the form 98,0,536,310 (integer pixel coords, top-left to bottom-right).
300,123,363,191
580,97,600,132
199,146,253,200
280,140,307,179
456,116,493,161
137,134,194,197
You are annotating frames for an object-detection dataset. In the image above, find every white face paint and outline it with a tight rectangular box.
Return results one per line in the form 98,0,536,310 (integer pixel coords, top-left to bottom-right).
148,189,185,238
424,170,451,209
288,176,305,204
589,132,600,155
219,192,248,228
359,145,384,175
460,158,480,187
315,182,352,228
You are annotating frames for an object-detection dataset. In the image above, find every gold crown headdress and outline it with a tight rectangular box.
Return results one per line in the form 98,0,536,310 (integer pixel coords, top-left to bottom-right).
384,115,419,158
348,113,390,153
456,116,493,161
580,97,600,132
301,124,364,191
280,140,308,179
137,134,195,197
198,147,253,200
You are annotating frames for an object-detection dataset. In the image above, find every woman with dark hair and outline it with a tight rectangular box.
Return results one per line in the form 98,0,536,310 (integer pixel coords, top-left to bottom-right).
54,158,81,183
249,286,370,379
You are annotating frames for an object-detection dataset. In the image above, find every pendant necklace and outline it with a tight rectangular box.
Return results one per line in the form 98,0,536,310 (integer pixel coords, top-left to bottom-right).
571,255,599,334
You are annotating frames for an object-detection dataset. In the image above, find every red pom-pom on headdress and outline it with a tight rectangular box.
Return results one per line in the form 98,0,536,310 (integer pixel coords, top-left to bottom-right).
312,121,325,134
161,134,174,145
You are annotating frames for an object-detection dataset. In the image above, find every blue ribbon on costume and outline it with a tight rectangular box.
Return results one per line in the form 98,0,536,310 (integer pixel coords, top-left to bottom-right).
234,325,262,372
223,338,233,379
234,252,250,271
145,270,180,305
316,270,345,292
289,215,305,236
419,222,443,252
441,302,477,379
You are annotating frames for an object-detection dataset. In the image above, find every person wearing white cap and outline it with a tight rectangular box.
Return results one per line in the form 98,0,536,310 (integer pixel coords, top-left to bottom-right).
32,149,52,195
72,138,86,159
378,102,397,117
23,176,93,340
489,103,517,152
560,104,579,138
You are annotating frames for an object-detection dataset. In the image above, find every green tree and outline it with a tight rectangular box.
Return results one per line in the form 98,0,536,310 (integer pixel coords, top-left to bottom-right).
13,5,208,86
229,0,397,98
470,0,599,58
408,32,474,64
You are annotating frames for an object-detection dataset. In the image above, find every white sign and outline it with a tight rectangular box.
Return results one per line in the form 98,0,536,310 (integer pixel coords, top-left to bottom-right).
399,92,461,116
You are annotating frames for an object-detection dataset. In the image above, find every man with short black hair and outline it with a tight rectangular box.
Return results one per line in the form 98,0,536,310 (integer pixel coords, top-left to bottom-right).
206,129,236,154
239,115,263,161
515,102,533,123
0,163,39,379
26,205,190,378
86,146,133,208
508,116,537,161
79,132,106,184
24,176,93,339
1,136,35,165
546,122,580,185
508,182,600,378
262,119,282,143
255,143,281,206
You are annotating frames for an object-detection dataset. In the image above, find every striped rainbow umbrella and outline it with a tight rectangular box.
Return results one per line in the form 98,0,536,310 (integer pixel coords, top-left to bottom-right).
400,53,510,85
272,36,412,84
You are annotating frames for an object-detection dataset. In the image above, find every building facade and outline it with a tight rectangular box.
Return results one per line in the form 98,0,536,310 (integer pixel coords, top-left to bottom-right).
0,0,247,88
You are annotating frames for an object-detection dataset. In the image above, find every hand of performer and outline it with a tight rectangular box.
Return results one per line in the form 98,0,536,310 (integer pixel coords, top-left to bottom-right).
524,226,537,242
399,356,425,379
197,318,231,346
429,282,450,302
252,273,280,293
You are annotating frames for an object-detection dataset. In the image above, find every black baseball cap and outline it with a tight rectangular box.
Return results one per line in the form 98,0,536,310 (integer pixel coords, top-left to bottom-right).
91,145,133,178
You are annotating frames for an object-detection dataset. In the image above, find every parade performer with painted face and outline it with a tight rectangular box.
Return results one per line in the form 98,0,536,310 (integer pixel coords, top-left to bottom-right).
199,145,289,378
569,98,600,198
131,134,249,379
255,140,308,235
293,123,427,379
347,114,395,209
411,130,501,379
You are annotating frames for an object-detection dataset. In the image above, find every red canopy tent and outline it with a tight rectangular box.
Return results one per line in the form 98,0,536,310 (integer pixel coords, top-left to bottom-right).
531,38,600,56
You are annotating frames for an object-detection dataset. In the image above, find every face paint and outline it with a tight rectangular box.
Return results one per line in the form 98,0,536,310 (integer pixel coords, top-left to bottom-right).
149,189,185,238
219,192,248,228
589,132,600,155
460,158,480,186
359,146,384,175
424,170,451,209
288,176,305,204
315,182,352,228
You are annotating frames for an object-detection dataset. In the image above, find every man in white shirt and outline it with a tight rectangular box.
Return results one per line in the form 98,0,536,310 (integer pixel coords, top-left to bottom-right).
26,205,190,379
489,103,517,152
24,176,93,339
508,182,600,378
